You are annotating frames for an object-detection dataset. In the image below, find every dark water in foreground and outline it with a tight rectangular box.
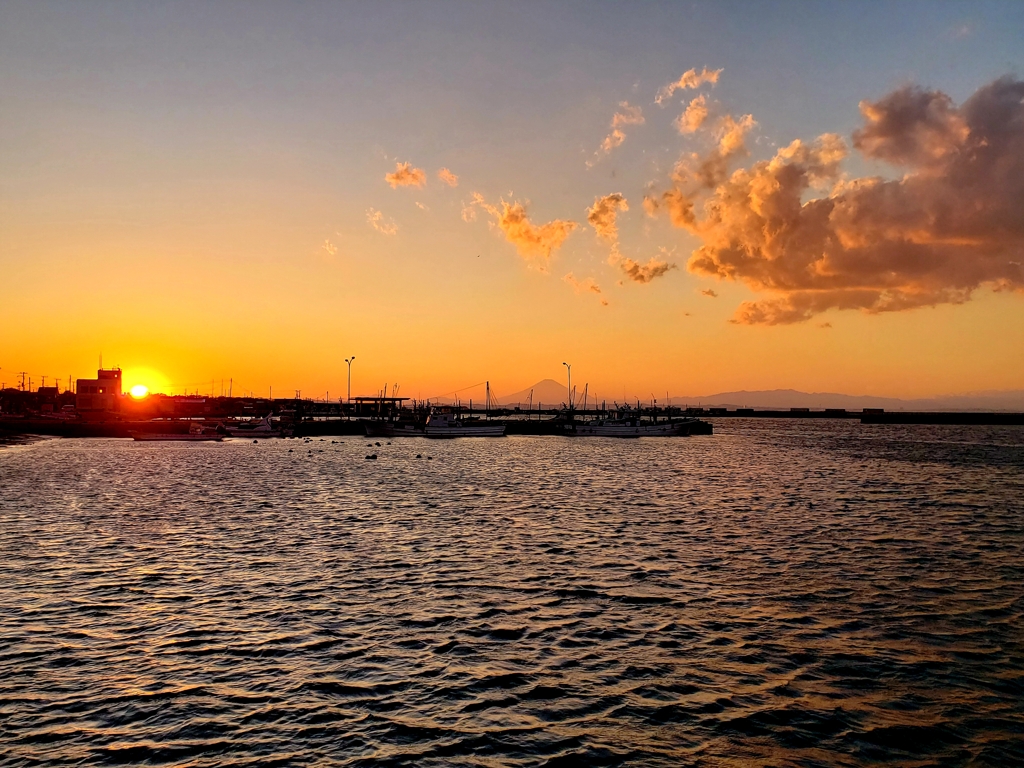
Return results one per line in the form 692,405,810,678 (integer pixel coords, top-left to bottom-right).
1,420,1022,767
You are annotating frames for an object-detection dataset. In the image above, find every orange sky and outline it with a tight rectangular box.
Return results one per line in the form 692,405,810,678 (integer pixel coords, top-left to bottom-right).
3,4,1023,400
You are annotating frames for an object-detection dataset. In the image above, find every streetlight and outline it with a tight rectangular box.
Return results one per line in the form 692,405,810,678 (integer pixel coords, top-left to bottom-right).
562,361,571,411
345,356,355,403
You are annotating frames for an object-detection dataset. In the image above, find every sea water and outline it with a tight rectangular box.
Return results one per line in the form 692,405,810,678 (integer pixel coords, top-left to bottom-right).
1,420,1022,766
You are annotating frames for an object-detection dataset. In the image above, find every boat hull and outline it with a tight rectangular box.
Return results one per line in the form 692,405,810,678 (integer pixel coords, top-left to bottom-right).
574,420,694,437
131,433,224,442
225,429,280,438
424,425,506,438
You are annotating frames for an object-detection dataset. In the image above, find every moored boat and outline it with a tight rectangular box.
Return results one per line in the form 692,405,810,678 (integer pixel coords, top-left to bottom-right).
574,406,698,437
424,408,505,438
132,423,224,442
224,414,282,438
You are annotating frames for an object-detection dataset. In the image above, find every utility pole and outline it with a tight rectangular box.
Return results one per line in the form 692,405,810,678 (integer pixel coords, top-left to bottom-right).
229,378,232,398
18,372,27,391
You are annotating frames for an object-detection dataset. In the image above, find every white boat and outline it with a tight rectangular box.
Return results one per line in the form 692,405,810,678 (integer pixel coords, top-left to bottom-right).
574,406,697,437
424,409,505,438
224,414,281,438
132,423,224,442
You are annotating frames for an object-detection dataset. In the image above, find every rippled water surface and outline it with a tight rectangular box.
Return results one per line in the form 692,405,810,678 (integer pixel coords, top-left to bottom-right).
2,420,1023,766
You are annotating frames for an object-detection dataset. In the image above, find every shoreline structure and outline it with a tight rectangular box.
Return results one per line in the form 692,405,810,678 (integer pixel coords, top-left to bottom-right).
2,367,1023,438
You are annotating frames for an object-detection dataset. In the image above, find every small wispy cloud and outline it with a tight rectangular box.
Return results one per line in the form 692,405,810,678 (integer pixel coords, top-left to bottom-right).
676,94,710,134
701,288,718,298
655,67,722,105
385,161,426,189
467,193,578,271
564,272,609,305
620,256,676,284
366,208,398,235
589,102,645,166
587,193,628,243
438,167,459,187
415,202,429,210
322,239,338,257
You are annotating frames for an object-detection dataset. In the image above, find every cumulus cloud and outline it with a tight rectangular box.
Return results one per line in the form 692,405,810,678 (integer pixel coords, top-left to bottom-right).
564,272,609,305
438,167,459,187
676,94,710,134
468,193,578,270
366,208,398,235
620,257,676,284
590,102,645,165
385,161,426,188
645,77,1024,324
645,112,757,223
655,67,722,105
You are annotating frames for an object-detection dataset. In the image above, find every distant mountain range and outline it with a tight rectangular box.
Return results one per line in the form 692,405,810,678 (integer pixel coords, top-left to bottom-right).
489,381,1024,412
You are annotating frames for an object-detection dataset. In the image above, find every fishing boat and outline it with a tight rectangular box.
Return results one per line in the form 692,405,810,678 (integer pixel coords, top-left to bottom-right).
424,408,505,438
132,422,224,442
363,418,424,437
574,405,698,437
224,414,281,438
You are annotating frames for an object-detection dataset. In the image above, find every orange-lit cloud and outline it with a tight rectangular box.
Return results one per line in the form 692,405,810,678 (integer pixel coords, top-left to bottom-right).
590,102,645,165
438,167,459,187
647,77,1024,324
415,201,429,210
586,192,629,257
469,193,578,270
644,112,756,223
366,207,398,235
385,161,426,188
620,256,676,283
701,288,718,298
564,272,608,305
655,67,722,105
676,94,710,134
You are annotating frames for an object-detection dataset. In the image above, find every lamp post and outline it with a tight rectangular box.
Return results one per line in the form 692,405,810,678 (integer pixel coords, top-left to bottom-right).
345,356,355,403
562,361,571,411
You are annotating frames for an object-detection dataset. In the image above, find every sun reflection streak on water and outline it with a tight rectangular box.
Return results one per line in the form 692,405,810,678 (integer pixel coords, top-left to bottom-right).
0,421,1022,766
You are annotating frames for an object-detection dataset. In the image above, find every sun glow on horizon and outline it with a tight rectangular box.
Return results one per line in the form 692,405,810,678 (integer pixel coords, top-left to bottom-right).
129,384,149,398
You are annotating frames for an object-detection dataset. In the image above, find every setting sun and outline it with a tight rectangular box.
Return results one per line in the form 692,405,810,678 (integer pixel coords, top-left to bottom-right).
129,384,149,399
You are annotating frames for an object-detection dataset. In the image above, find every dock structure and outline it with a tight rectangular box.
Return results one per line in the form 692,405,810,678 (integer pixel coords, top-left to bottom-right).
3,385,1024,439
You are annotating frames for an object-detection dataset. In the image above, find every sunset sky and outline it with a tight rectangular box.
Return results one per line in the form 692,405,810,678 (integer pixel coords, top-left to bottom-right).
2,1,1023,402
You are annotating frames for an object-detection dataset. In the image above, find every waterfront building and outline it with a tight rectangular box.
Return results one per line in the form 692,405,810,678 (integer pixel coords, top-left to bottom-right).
75,368,122,413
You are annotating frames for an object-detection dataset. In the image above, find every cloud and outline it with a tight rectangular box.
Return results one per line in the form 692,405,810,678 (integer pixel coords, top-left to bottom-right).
645,112,756,221
385,161,426,189
322,239,337,256
366,208,398,235
701,288,718,298
676,94,710,134
590,102,645,165
586,193,629,252
415,202,429,210
655,67,722,105
468,193,578,270
620,257,676,284
645,76,1024,324
564,272,609,305
438,167,459,187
